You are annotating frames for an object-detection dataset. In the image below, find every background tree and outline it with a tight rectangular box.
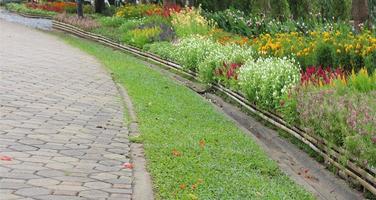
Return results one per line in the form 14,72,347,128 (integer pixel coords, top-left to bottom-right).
95,0,105,13
352,0,369,31
76,0,83,17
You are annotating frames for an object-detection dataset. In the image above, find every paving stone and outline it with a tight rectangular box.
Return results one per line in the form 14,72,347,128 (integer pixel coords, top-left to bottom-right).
83,181,112,189
36,169,66,177
15,187,51,196
78,190,110,198
27,178,60,187
0,19,134,199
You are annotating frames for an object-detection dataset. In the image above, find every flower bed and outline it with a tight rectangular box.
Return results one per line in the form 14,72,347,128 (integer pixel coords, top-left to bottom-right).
84,4,376,170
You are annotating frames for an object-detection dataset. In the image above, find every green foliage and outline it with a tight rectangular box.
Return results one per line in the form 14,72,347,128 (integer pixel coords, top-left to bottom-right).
288,0,311,19
122,26,161,48
99,16,125,27
270,0,291,20
315,42,335,67
332,0,351,21
365,50,376,74
144,42,175,60
348,69,376,93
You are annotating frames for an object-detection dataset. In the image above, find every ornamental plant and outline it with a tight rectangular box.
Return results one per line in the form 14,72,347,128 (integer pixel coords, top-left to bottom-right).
26,2,76,13
294,88,376,167
169,36,221,71
115,4,161,18
239,57,300,109
54,14,100,30
171,7,214,37
301,66,345,86
198,43,254,84
122,26,162,48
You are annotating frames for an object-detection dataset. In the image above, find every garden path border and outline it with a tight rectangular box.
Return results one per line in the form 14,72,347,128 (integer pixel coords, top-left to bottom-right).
114,83,154,200
49,19,376,197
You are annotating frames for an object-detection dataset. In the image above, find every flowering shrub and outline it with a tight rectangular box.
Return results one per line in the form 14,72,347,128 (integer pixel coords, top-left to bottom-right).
301,66,345,86
294,88,376,167
169,36,220,71
116,4,161,18
252,30,376,71
171,7,214,37
54,14,100,30
123,26,162,48
99,16,126,28
26,2,76,13
5,3,56,16
145,4,181,17
198,43,253,83
239,57,300,109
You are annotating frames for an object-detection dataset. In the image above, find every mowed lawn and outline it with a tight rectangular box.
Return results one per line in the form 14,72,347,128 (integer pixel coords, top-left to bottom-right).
59,34,313,200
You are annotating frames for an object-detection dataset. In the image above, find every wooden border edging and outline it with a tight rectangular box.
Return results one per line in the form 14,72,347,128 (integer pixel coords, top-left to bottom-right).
51,20,376,196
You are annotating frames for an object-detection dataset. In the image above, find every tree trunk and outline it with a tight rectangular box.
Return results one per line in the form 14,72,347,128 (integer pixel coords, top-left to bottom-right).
352,0,369,31
95,0,105,13
163,0,174,5
77,0,84,17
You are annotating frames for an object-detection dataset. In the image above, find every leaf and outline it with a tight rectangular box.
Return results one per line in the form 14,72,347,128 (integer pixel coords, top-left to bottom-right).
179,184,186,190
172,149,182,157
199,139,205,148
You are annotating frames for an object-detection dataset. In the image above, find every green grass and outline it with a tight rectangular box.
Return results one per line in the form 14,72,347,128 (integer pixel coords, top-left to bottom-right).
58,33,314,200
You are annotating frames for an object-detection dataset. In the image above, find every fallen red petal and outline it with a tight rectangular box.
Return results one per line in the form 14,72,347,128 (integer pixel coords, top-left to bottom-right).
0,156,12,161
122,163,133,169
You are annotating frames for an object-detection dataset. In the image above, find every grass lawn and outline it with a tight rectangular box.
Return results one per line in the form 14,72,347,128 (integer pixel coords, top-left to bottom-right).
58,33,314,200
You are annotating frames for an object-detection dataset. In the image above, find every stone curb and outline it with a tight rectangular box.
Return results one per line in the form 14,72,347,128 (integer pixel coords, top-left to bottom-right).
115,83,154,200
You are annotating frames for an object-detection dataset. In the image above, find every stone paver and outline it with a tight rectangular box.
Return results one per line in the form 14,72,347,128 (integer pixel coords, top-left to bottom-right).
0,9,52,30
0,20,132,199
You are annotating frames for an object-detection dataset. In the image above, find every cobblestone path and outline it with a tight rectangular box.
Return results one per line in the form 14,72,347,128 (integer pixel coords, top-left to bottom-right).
0,20,133,200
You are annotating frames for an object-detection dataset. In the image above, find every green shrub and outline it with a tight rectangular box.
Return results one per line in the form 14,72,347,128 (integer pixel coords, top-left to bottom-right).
205,9,252,36
144,42,175,60
270,0,291,20
99,16,125,27
365,51,376,74
315,42,335,67
287,0,311,19
122,26,161,48
83,5,94,14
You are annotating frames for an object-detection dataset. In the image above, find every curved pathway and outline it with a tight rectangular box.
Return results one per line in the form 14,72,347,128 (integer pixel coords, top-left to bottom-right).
0,20,133,199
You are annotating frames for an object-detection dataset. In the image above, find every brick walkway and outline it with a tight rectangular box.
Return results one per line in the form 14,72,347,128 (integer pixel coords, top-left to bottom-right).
0,20,132,199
